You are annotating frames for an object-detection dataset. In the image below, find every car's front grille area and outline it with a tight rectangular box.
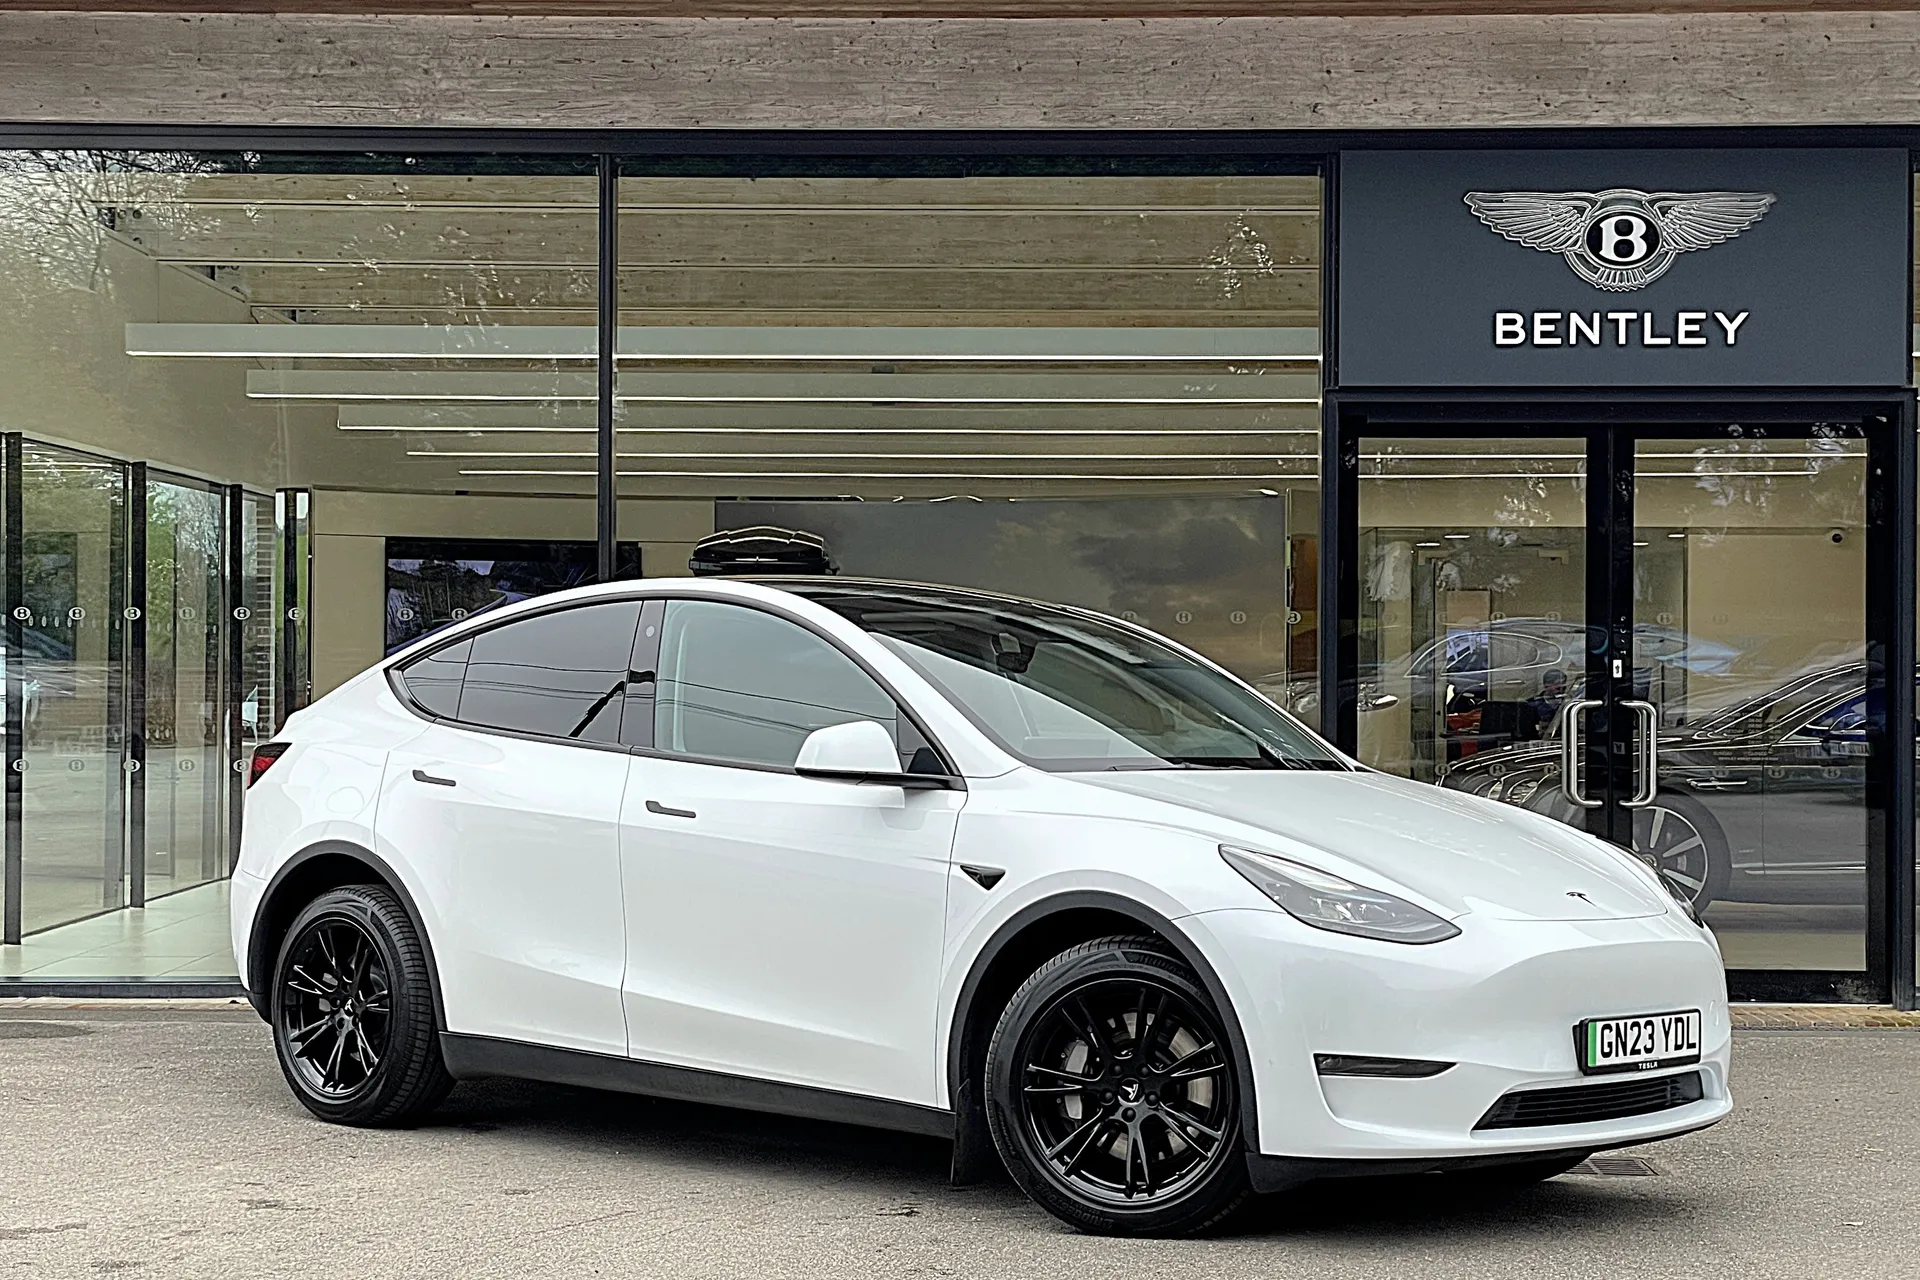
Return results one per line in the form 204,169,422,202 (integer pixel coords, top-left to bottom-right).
1474,1070,1705,1131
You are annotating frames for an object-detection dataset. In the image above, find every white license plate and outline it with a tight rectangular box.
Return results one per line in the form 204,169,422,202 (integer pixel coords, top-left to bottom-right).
1576,1010,1702,1075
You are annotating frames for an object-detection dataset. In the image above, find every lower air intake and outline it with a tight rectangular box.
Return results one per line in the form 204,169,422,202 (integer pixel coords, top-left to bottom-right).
1474,1070,1705,1131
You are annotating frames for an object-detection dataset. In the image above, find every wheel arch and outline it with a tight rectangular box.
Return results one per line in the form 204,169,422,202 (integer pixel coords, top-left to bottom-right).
246,840,445,1032
944,891,1258,1184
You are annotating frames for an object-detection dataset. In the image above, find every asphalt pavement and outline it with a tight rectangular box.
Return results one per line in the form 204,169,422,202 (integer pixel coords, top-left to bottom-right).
1,1004,1916,1279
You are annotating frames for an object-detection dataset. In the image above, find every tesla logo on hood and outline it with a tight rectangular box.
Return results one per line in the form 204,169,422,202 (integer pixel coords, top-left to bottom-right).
1565,891,1593,903
1463,189,1775,291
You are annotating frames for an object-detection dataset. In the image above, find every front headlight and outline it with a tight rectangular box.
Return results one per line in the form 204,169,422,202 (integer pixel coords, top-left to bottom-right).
1220,845,1461,945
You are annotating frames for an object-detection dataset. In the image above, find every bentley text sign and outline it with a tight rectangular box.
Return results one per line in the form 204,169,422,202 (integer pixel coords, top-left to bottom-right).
1337,149,1910,387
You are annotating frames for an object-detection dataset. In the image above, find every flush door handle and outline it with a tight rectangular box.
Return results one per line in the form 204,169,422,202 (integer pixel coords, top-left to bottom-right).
411,769,457,788
645,800,697,819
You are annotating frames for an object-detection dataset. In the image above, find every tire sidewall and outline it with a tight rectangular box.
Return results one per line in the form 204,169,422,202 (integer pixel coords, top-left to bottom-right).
270,887,429,1124
984,939,1249,1236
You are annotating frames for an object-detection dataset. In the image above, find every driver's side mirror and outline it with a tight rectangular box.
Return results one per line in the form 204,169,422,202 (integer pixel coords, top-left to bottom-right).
795,720,959,790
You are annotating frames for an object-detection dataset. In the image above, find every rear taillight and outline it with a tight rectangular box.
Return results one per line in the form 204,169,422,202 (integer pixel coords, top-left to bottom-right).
247,742,290,789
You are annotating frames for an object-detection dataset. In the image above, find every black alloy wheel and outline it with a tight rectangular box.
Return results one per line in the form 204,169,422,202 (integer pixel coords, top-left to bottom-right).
270,885,452,1126
280,915,391,1098
985,936,1250,1236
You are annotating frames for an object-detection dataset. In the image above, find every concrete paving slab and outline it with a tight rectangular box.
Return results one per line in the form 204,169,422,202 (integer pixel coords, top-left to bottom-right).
0,1008,1915,1279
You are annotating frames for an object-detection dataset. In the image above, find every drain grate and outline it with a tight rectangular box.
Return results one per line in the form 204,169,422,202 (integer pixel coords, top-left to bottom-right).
1571,1156,1660,1177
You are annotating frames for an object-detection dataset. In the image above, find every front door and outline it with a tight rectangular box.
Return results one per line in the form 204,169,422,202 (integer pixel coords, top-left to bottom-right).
619,598,961,1106
1339,414,1888,999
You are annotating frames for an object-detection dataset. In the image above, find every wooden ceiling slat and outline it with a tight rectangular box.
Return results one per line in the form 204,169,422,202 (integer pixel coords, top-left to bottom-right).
283,307,1318,326
82,174,1317,210
0,1,1884,16
117,208,1320,269
233,262,1318,313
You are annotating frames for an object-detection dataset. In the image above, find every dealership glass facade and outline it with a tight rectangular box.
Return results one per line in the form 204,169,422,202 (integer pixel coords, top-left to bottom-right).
0,143,1913,1005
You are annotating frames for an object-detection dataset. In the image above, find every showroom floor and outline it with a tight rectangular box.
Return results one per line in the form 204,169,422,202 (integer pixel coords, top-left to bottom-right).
0,880,233,980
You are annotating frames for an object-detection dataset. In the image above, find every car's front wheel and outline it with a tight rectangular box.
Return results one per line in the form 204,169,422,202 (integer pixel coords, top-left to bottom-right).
984,935,1250,1236
270,884,452,1126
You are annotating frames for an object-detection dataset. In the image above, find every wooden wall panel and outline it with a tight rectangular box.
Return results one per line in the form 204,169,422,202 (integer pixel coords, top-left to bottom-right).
0,11,1915,129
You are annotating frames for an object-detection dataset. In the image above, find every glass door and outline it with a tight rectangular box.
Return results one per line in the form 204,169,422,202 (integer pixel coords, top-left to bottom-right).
142,473,230,902
1631,431,1868,974
1342,416,1883,993
16,442,128,934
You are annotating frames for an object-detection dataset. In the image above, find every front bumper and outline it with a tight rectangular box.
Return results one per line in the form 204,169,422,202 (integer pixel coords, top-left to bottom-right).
1181,906,1732,1163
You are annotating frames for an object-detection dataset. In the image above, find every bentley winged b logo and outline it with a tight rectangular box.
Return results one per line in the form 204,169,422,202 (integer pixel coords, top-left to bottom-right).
1463,189,1776,291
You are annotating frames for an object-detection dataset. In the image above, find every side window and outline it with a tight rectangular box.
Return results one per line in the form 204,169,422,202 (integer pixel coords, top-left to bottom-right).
1806,693,1869,736
398,638,470,719
454,601,642,743
1490,635,1549,672
652,599,900,769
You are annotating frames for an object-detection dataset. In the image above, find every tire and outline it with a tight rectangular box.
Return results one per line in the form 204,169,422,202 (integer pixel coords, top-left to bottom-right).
269,884,453,1127
1632,792,1732,913
984,934,1251,1236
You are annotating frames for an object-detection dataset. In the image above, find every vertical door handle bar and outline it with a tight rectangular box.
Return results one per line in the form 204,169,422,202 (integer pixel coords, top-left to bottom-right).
1621,700,1659,807
1559,699,1603,809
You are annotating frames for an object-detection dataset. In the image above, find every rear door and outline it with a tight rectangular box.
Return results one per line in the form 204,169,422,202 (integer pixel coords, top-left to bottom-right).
380,599,643,1056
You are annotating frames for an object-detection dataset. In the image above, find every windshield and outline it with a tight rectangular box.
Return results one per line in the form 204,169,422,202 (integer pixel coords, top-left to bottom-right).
789,584,1345,773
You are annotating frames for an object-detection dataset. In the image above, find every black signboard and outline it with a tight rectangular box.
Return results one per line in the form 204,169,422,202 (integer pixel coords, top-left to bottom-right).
1336,148,1911,388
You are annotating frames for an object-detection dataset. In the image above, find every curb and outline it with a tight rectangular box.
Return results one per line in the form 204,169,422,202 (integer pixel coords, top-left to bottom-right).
1730,1004,1920,1029
0,997,251,1011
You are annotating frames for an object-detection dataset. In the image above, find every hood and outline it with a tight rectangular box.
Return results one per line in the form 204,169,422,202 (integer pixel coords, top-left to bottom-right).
1070,769,1672,923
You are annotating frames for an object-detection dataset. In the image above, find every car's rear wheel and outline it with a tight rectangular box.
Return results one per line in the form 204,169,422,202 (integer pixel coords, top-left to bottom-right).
984,935,1250,1236
270,885,452,1126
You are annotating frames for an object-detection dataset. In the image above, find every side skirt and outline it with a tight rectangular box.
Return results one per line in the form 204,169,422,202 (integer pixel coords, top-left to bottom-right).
440,1033,956,1141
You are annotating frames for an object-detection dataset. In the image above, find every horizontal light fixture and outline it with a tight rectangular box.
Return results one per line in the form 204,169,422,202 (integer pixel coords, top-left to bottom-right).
133,323,1320,363
1365,450,1856,461
409,450,1306,461
353,424,1319,437
459,469,1306,481
1361,470,1842,480
249,370,1320,405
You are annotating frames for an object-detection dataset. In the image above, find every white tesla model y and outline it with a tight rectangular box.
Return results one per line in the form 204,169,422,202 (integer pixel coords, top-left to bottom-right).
232,578,1729,1236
